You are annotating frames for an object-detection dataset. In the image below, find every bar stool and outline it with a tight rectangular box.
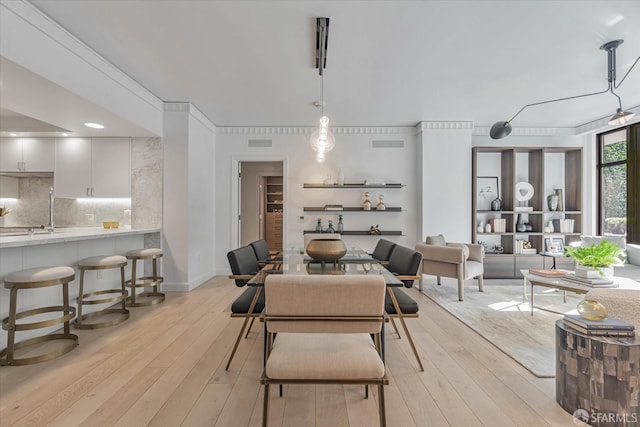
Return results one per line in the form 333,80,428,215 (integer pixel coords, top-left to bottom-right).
75,255,129,329
1,266,78,366
125,248,165,307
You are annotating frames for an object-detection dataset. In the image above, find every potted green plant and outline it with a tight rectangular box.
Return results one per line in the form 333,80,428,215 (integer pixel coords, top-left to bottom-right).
565,240,624,279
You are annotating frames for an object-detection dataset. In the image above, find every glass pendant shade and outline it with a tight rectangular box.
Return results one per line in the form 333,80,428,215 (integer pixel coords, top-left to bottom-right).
310,114,335,163
608,108,636,126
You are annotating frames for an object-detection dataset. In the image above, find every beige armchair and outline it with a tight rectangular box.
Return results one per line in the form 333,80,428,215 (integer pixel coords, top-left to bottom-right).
415,234,484,301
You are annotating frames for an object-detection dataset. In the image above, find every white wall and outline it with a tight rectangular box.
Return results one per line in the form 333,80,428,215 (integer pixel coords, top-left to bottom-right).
162,103,217,291
419,123,473,243
216,128,420,275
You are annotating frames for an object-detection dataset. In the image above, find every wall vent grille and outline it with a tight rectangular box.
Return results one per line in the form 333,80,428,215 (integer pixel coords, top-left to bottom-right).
372,140,404,148
248,139,273,148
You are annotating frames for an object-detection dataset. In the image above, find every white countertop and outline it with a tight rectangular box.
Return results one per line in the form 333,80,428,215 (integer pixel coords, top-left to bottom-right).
0,227,161,249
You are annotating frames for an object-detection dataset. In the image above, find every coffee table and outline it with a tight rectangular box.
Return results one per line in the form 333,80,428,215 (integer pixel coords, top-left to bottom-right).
521,270,640,316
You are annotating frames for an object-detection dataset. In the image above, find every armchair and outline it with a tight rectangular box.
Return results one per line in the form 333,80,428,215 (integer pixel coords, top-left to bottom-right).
415,234,484,301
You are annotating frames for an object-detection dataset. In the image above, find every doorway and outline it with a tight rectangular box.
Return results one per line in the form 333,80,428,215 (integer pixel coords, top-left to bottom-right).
239,161,284,250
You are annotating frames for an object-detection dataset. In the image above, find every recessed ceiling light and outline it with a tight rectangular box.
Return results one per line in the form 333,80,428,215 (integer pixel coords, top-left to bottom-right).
84,122,105,129
60,132,69,136
9,132,17,136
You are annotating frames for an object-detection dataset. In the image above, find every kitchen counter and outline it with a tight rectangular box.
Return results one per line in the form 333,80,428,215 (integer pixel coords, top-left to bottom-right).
0,227,161,248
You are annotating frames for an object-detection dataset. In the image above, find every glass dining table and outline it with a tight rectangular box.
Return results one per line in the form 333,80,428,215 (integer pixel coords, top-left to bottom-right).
248,246,403,287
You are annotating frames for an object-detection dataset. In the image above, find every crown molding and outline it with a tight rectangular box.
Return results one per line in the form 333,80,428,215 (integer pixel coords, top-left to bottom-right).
472,126,575,137
218,126,416,135
163,103,217,132
418,121,474,131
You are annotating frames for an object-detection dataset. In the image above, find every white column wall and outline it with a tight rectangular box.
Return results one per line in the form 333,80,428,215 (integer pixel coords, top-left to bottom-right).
162,103,217,291
187,109,217,289
419,124,473,243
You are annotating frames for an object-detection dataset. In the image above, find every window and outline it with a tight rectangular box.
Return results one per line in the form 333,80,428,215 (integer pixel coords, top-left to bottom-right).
597,123,640,243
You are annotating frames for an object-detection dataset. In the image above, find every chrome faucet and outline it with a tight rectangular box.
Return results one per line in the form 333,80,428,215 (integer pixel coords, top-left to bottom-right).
46,186,54,232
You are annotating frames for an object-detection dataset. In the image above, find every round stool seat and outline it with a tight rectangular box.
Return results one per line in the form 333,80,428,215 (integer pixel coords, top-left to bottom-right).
5,266,75,287
126,248,163,259
125,248,164,307
79,255,127,268
75,254,129,330
2,266,78,366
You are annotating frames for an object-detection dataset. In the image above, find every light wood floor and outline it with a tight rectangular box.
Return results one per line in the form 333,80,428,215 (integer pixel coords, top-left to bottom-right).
0,276,575,426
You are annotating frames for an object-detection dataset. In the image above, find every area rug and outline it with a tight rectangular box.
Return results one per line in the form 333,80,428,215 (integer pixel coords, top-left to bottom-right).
420,279,582,378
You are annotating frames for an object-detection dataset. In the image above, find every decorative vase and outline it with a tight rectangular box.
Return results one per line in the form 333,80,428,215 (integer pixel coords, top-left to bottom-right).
577,299,608,321
516,214,526,232
337,214,344,233
305,239,348,262
376,194,386,210
315,218,323,233
555,188,563,211
547,194,559,211
491,197,502,211
337,168,345,186
363,192,372,211
485,223,492,233
547,220,554,233
326,220,335,233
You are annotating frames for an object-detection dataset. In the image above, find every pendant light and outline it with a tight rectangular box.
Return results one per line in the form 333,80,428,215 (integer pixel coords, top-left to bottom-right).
310,17,335,163
490,39,639,139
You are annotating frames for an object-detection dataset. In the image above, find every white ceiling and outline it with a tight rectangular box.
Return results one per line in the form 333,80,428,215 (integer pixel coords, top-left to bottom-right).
6,1,640,134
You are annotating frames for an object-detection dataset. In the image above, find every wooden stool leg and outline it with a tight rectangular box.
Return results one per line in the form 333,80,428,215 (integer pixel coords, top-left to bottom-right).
63,281,71,335
75,269,85,328
130,258,137,305
120,266,127,310
6,288,18,364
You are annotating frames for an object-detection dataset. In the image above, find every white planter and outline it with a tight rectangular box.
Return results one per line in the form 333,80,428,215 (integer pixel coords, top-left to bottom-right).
575,265,614,280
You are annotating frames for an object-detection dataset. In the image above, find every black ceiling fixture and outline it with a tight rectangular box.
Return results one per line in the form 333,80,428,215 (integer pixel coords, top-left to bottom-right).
490,39,640,140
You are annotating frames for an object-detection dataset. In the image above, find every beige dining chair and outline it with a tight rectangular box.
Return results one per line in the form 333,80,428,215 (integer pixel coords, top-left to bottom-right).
261,274,388,427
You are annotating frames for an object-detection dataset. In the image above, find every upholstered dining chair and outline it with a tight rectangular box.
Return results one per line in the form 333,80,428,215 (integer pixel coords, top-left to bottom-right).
225,245,264,370
384,244,424,371
370,238,396,265
415,234,484,301
261,274,388,427
249,239,282,269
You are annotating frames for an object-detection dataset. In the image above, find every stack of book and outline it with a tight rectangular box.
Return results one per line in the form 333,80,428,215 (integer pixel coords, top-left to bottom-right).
528,269,569,278
563,314,635,337
489,218,506,232
562,274,618,288
552,218,575,233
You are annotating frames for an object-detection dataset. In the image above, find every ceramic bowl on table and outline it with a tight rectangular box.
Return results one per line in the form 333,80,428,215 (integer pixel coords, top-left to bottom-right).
306,239,347,262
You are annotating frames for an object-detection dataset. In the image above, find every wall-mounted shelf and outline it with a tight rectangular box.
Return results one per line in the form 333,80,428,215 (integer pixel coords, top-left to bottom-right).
303,183,404,189
303,207,402,212
303,230,403,236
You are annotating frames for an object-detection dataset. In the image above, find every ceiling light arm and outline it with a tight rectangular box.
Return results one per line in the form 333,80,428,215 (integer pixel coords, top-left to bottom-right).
613,55,640,89
506,85,611,123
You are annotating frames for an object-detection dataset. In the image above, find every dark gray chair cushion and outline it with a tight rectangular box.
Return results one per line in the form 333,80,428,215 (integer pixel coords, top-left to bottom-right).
372,239,396,262
387,245,422,288
250,240,272,262
227,246,260,287
384,288,418,314
231,286,265,314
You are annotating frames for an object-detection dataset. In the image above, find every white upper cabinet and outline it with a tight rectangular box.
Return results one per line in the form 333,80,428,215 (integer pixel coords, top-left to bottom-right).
0,138,55,172
55,138,131,198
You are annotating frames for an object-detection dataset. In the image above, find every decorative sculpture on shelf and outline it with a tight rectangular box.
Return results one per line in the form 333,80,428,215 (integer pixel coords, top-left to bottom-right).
376,194,386,211
362,192,372,211
369,225,381,235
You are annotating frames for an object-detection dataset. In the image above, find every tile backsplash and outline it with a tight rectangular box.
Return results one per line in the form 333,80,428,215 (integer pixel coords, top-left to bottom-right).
0,137,162,229
0,177,131,228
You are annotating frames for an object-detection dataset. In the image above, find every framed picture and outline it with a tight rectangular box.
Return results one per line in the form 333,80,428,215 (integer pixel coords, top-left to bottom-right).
477,176,499,211
545,237,565,253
